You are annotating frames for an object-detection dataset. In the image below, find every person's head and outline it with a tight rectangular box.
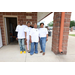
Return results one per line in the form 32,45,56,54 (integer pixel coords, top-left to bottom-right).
27,21,31,27
34,23,37,28
20,20,23,25
40,23,44,28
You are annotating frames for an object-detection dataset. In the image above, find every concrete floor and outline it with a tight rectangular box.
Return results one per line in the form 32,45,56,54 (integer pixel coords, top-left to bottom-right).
0,31,75,62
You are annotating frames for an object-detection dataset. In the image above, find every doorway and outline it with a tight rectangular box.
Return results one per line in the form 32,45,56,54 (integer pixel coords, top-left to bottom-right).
4,17,18,45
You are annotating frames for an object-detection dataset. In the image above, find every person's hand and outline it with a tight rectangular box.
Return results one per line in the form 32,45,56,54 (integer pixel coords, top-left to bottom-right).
30,39,32,43
39,39,40,42
16,38,18,41
46,38,48,41
25,38,27,41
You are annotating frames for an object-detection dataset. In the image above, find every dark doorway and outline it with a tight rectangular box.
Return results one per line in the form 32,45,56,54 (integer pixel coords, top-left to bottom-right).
6,17,18,45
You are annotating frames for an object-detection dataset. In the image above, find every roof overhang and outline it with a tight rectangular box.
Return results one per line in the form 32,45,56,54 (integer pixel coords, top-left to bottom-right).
37,12,53,22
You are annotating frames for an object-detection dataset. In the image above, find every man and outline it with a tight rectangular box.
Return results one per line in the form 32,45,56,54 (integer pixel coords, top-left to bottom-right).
29,23,39,55
15,20,26,54
24,21,32,53
39,23,48,55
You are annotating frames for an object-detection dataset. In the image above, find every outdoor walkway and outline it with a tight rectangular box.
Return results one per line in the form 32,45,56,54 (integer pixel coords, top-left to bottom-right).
0,31,75,62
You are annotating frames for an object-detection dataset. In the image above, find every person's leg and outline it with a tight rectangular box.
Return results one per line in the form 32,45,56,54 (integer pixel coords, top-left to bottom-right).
35,42,38,54
40,38,43,53
40,38,42,53
18,39,22,54
30,42,34,55
21,39,25,52
27,39,29,52
41,37,46,55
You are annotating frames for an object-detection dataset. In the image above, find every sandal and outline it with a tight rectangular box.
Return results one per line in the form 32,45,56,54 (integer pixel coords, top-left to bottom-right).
43,53,45,55
40,51,43,53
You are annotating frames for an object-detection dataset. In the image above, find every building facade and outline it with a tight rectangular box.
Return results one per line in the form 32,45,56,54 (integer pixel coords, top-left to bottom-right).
0,12,71,55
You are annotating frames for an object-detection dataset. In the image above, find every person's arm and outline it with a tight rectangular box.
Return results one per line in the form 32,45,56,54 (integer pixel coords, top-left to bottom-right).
30,35,32,43
38,30,40,42
46,28,48,41
15,26,18,40
29,29,32,43
16,32,18,40
46,34,48,41
24,27,27,41
25,32,27,41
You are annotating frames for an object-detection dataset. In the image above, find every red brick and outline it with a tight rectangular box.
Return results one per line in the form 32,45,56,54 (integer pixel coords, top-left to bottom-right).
18,12,24,15
32,16,37,18
63,27,69,32
6,12,12,15
63,32,69,35
11,12,18,15
0,15,2,18
3,12,6,15
64,22,70,27
18,16,21,18
20,16,25,18
63,35,68,40
62,47,67,50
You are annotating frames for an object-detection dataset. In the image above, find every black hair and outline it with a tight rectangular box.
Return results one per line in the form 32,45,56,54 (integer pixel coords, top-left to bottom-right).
27,21,31,24
40,23,44,26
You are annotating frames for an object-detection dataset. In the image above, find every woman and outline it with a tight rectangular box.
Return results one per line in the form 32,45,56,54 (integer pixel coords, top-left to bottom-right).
29,23,39,55
39,23,48,55
24,21,32,53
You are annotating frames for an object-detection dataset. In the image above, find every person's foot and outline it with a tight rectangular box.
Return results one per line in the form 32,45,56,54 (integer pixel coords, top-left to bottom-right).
27,50,30,53
35,52,38,54
30,54,33,55
43,52,45,55
35,53,38,54
20,51,22,54
24,51,26,54
40,51,43,53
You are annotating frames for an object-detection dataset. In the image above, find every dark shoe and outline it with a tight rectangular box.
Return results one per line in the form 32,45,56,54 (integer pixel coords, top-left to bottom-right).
43,52,45,55
27,50,30,53
40,51,43,53
35,53,38,54
30,54,33,55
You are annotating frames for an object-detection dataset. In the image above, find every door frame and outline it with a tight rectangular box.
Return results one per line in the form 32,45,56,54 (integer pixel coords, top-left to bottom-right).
3,15,18,45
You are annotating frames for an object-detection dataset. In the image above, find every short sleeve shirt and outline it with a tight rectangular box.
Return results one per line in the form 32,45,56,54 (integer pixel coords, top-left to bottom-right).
15,25,26,39
39,28,48,38
29,28,39,42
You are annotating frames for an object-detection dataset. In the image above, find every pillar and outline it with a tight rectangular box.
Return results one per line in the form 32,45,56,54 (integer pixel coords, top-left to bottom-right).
52,12,71,54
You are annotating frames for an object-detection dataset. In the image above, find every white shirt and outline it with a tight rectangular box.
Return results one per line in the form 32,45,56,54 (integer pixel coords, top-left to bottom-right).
15,25,26,39
39,28,48,38
29,28,39,42
24,26,32,39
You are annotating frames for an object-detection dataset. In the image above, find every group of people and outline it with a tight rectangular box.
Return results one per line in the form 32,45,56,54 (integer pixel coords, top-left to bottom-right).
15,20,48,55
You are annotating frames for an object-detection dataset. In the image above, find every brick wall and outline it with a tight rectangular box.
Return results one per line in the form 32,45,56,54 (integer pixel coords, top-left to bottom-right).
52,12,71,54
63,12,71,54
52,12,61,54
0,12,37,45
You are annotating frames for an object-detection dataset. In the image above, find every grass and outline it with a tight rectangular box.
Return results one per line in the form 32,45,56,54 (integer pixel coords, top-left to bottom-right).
69,34,75,37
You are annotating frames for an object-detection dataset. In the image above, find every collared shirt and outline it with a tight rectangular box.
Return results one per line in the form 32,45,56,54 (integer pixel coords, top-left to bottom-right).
39,28,48,38
29,28,39,42
15,25,26,39
24,26,32,39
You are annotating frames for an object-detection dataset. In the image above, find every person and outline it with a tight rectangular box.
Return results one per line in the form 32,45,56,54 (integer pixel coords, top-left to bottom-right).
24,21,32,53
30,24,33,28
15,20,26,54
29,23,39,55
39,23,48,55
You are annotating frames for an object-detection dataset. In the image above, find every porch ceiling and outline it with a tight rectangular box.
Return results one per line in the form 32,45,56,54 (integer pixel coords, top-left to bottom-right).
37,12,51,22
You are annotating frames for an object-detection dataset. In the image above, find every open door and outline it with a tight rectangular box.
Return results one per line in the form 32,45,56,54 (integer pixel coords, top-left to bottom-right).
4,17,8,45
6,18,10,44
4,17,17,45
